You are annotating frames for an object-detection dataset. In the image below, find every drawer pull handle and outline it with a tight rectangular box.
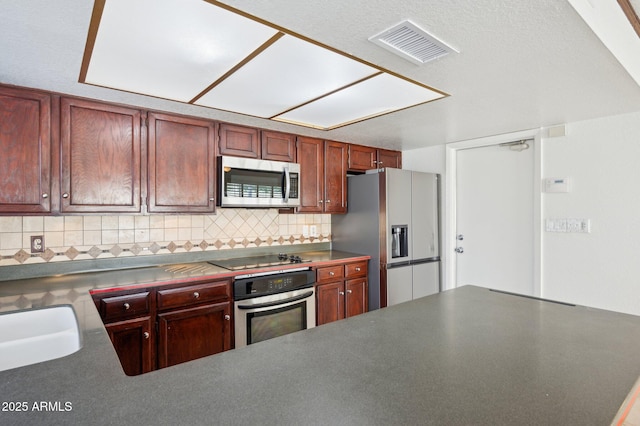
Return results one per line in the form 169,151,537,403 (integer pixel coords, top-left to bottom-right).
143,332,150,339
224,315,230,321
123,303,130,310
193,292,200,299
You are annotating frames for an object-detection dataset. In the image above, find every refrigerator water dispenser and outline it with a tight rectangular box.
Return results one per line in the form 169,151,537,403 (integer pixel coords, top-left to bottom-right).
391,225,408,258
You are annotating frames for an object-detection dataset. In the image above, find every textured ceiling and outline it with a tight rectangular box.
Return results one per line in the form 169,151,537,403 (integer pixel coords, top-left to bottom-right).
1,0,640,151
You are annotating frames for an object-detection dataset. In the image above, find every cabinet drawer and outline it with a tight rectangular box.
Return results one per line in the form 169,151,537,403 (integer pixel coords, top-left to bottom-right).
316,265,344,282
98,292,150,322
345,261,367,278
157,281,230,311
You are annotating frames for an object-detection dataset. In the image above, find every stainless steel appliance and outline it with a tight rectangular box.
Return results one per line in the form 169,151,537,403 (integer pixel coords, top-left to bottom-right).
232,267,315,348
217,156,300,208
332,168,440,309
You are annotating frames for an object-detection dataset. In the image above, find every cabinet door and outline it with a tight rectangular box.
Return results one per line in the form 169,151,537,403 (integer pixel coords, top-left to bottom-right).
345,278,368,318
106,316,154,376
316,282,345,326
296,136,324,213
157,302,231,368
0,86,51,213
348,144,376,172
60,98,141,212
218,123,260,158
261,130,295,162
147,112,215,213
377,149,402,169
324,141,347,214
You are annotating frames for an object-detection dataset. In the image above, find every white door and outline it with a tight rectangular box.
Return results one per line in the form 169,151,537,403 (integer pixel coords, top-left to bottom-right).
455,142,534,295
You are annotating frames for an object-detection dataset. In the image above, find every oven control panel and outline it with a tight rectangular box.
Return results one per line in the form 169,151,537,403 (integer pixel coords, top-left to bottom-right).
233,269,315,301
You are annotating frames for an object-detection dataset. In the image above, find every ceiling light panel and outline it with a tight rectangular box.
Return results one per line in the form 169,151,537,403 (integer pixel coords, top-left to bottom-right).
84,0,278,101
195,35,378,117
274,73,445,129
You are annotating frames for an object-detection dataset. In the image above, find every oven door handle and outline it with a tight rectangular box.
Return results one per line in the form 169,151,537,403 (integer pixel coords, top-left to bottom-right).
236,290,314,310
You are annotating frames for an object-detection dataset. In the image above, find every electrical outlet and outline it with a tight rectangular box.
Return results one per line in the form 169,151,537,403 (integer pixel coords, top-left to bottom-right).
30,235,45,253
310,225,317,237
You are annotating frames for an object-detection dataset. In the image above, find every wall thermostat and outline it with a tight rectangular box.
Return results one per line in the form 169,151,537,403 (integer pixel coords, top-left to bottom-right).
543,177,572,193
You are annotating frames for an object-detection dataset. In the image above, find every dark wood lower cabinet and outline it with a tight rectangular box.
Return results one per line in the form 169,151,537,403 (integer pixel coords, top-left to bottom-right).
93,278,232,375
105,316,154,376
316,261,369,326
316,281,345,325
157,302,231,369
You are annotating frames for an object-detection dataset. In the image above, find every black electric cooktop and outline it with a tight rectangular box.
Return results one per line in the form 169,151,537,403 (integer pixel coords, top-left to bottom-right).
209,253,311,271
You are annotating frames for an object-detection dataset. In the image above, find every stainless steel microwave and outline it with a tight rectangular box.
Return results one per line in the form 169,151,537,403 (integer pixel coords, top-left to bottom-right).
217,156,300,208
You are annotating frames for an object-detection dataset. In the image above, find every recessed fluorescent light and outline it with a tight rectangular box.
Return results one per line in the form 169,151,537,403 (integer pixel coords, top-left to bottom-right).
80,0,450,130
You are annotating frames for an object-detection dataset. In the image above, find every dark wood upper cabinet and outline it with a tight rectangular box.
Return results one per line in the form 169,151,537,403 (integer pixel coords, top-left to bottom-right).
296,136,324,213
0,86,51,213
60,97,142,213
347,144,376,172
261,130,296,162
324,141,348,214
377,149,402,169
147,112,216,213
297,138,347,214
218,123,260,158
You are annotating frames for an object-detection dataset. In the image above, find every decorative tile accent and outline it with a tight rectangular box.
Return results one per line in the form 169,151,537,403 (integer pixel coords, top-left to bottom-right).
14,249,29,264
0,209,331,267
65,247,79,260
88,246,102,258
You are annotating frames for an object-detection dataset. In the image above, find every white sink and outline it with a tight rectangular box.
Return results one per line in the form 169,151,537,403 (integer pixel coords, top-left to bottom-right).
0,305,81,372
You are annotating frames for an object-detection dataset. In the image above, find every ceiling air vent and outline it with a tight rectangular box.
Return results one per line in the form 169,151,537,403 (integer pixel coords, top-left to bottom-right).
369,20,457,65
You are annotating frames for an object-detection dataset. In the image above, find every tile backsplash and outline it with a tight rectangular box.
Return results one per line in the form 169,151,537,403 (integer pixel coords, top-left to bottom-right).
0,209,331,267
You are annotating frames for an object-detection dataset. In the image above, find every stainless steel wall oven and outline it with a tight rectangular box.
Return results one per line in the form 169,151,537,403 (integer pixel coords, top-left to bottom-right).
233,267,315,348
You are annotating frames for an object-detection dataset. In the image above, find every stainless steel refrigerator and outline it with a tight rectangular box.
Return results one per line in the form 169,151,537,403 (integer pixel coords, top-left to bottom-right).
332,168,440,310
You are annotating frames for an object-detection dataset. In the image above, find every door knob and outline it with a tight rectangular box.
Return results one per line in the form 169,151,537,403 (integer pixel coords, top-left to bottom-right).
454,247,464,254
457,234,464,241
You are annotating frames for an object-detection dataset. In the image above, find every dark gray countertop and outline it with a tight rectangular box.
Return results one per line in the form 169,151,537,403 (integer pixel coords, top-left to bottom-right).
2,281,640,424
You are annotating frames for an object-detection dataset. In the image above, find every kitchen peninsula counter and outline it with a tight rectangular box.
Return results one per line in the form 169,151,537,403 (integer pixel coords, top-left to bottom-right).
2,285,640,425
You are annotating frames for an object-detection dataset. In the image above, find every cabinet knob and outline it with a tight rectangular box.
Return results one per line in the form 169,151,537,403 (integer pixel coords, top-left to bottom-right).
62,192,69,199
224,315,230,321
319,200,323,204
193,291,200,299
143,332,150,339
42,193,48,199
329,271,334,276
339,291,345,296
209,198,214,202
347,289,353,294
123,302,130,310
326,199,331,203
355,267,361,272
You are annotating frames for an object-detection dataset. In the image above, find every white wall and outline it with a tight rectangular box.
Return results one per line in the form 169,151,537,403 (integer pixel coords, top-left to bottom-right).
405,109,640,316
542,110,640,315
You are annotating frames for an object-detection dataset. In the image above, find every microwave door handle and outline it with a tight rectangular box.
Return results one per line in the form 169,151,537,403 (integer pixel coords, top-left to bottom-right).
284,167,291,202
